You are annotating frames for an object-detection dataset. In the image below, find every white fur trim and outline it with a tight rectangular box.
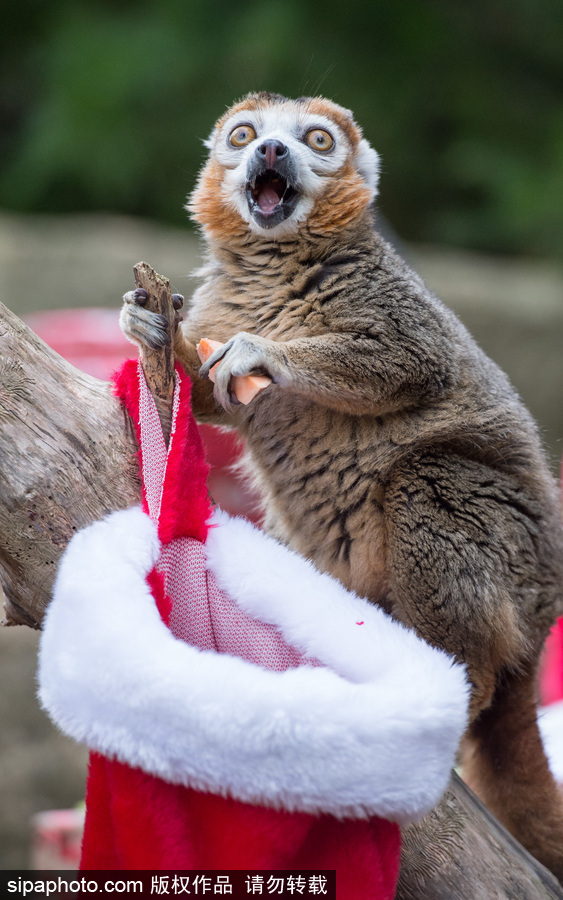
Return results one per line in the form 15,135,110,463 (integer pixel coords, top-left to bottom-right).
539,701,563,784
39,506,469,824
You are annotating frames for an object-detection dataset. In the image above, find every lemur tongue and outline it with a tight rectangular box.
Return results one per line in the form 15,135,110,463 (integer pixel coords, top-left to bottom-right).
258,185,280,213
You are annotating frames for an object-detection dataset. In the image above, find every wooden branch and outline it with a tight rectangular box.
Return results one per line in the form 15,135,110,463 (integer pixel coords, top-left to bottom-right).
398,772,563,899
133,262,176,444
0,275,561,897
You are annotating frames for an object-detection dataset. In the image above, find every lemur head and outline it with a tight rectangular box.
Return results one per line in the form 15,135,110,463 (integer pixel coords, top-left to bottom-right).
188,92,380,243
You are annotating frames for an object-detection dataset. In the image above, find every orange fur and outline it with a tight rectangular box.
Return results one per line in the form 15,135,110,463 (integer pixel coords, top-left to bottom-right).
308,160,373,235
188,158,248,242
304,97,362,150
212,92,289,133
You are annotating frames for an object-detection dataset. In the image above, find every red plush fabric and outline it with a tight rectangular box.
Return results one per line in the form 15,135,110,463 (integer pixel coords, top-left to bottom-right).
80,359,401,898
82,753,401,893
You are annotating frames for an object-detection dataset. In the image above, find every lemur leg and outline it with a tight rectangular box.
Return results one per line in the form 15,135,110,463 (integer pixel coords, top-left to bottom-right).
383,451,563,879
463,663,563,882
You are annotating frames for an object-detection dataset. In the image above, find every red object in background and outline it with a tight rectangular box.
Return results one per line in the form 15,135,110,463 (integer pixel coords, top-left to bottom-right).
540,458,563,707
24,308,563,704
25,308,261,522
542,620,563,706
30,809,85,870
25,308,137,381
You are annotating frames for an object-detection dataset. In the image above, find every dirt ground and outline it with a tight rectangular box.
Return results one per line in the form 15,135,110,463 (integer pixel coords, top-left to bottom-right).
0,210,562,870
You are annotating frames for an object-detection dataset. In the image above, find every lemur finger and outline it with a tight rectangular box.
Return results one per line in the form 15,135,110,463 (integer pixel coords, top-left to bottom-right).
199,339,234,380
123,289,150,306
213,368,240,411
134,288,149,305
172,295,184,330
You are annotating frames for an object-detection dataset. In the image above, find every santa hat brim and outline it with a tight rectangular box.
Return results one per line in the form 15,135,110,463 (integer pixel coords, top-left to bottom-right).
38,505,468,825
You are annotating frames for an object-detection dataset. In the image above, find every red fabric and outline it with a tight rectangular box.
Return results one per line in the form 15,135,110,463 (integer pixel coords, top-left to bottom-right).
80,359,401,898
112,359,211,545
82,753,400,894
539,464,563,707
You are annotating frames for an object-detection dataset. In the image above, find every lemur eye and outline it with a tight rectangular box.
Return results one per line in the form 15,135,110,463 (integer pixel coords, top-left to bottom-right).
229,124,257,148
306,129,334,152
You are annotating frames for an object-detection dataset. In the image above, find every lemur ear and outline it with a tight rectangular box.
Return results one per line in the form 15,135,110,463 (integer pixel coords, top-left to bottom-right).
356,139,380,200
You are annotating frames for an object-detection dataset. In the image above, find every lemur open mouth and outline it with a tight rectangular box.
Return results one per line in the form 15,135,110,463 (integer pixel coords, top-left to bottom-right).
246,169,299,228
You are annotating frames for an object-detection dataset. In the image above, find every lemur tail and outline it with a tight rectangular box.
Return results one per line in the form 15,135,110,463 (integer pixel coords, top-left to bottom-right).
462,662,563,884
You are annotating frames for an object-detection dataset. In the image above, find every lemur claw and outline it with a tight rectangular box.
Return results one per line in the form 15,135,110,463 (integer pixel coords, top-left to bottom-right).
199,341,232,381
133,288,149,305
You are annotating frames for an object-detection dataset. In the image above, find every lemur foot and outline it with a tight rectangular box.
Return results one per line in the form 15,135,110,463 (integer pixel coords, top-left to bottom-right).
119,289,184,350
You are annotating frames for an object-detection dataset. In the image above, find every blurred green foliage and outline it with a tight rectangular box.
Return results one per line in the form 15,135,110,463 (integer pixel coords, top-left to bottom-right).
1,0,563,257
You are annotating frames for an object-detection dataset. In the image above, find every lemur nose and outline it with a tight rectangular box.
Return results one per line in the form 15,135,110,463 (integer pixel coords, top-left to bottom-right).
256,139,289,169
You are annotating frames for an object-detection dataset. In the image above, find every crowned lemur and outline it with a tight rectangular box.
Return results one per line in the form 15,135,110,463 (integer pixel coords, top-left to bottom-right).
121,92,563,880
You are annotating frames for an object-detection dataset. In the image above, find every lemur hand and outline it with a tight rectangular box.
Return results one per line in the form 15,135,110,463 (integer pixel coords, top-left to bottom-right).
120,288,184,350
199,332,282,410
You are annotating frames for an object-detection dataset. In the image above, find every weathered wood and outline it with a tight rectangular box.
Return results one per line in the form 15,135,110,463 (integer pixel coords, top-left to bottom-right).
133,261,176,444
0,262,178,628
0,273,562,897
398,771,563,899
0,302,140,628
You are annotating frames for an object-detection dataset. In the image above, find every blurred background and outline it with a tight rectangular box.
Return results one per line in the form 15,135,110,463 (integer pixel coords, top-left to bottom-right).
1,0,563,869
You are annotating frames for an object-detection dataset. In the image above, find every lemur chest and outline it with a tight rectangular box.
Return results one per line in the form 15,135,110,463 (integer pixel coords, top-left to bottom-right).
190,269,389,600
240,399,391,604
190,270,333,342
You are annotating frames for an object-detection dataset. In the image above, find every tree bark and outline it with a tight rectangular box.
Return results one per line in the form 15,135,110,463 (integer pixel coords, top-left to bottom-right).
0,270,562,897
0,261,176,628
0,300,140,628
398,772,563,899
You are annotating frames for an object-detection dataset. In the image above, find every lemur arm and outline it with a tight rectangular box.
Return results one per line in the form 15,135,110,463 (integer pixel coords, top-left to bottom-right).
198,329,456,416
121,286,455,418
